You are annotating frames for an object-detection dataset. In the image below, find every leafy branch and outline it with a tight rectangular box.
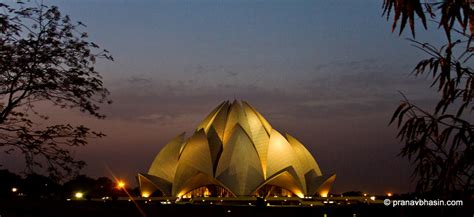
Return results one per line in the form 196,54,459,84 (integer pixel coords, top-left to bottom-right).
0,2,112,179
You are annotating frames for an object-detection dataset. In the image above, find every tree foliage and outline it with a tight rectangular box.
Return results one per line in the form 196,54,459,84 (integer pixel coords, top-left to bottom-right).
383,0,474,40
384,0,473,196
0,2,112,179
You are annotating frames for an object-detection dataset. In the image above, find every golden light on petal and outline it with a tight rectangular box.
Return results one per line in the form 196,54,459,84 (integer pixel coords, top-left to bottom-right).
320,191,329,198
138,100,336,198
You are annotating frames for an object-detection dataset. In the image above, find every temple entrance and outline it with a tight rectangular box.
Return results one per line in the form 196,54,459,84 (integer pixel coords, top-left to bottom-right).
181,185,234,198
253,185,298,198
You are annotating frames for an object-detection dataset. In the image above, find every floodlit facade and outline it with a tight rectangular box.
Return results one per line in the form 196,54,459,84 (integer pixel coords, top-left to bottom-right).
137,100,336,198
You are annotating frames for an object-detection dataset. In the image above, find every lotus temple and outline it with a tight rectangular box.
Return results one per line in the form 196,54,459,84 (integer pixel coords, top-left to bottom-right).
137,100,336,198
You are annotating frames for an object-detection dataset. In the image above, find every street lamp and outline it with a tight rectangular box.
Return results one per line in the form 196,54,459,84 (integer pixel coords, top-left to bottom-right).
75,192,84,199
117,181,125,189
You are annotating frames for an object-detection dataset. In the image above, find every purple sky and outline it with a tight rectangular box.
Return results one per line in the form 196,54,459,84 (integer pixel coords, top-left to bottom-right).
1,0,447,194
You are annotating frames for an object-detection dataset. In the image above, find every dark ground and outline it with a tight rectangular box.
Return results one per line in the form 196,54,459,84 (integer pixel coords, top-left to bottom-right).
0,198,472,217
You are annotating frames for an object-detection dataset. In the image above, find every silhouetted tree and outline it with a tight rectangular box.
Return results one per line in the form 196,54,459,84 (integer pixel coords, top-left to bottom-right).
22,173,61,199
90,176,118,199
384,0,473,197
0,2,112,179
62,174,96,199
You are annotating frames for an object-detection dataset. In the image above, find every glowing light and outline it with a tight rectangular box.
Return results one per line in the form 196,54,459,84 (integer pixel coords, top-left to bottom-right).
292,190,304,198
117,181,125,189
141,192,150,198
320,191,329,197
363,193,367,197
370,196,376,201
204,188,211,197
74,192,83,199
387,193,392,197
11,187,18,192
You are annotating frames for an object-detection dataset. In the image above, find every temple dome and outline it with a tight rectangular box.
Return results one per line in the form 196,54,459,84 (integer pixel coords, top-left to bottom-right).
137,100,335,198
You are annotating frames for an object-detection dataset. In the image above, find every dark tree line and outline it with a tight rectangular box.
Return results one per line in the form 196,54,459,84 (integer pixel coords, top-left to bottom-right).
0,169,129,200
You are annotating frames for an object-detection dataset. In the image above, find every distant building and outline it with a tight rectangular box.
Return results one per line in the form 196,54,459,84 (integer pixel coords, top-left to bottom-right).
137,100,335,198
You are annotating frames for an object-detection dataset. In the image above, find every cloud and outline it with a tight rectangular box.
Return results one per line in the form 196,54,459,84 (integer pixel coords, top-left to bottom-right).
127,76,152,85
135,113,174,123
226,70,239,77
101,58,437,128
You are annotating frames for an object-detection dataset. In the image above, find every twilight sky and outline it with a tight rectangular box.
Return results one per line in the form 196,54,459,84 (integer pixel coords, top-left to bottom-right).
1,0,447,194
